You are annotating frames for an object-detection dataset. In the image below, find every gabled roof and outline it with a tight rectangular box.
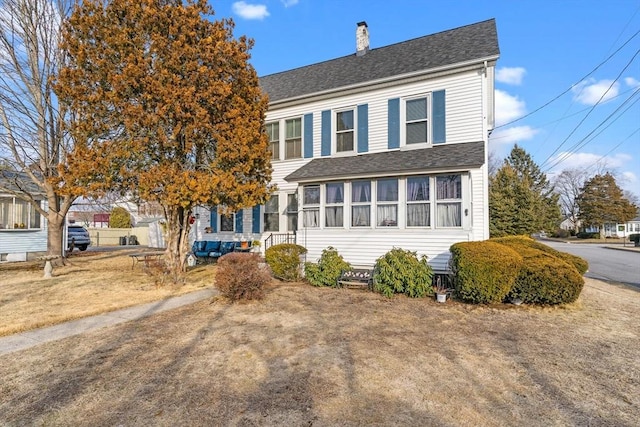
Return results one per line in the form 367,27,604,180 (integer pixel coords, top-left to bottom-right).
0,170,44,195
284,141,484,183
260,19,499,103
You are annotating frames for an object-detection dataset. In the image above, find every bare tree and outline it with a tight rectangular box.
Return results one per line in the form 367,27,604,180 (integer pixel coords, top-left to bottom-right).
553,168,591,233
0,0,80,257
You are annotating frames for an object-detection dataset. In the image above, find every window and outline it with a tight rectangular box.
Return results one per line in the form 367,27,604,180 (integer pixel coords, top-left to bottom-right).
325,182,344,227
336,110,354,152
351,180,371,227
436,174,462,227
376,179,398,227
264,196,279,232
0,197,41,230
220,213,234,232
405,96,428,144
266,122,280,160
302,185,320,227
287,193,298,232
285,118,302,159
407,176,430,226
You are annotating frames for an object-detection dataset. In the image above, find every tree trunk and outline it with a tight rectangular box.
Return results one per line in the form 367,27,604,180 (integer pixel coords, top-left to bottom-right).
164,205,192,284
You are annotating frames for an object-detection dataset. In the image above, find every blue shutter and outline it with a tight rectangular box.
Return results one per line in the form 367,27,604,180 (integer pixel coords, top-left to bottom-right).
252,205,261,233
303,113,313,158
235,210,243,233
210,208,218,233
321,110,331,156
387,98,400,149
357,104,368,153
432,90,446,144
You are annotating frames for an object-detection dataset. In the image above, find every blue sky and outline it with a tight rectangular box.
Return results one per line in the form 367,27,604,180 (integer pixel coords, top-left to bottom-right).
211,0,640,198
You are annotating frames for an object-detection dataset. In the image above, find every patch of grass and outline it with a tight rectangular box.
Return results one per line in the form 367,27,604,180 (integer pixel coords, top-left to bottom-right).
0,250,215,337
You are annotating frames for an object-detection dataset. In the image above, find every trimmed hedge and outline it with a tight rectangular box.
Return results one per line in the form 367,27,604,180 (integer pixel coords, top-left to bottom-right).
304,246,351,287
215,252,271,301
507,248,584,304
264,243,308,281
373,248,434,298
450,241,523,304
491,235,588,275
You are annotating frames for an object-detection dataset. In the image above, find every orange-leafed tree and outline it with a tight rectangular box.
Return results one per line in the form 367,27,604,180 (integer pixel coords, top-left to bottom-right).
54,0,272,280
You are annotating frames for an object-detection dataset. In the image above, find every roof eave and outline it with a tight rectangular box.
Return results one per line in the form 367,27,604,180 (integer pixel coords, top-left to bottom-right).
266,55,500,110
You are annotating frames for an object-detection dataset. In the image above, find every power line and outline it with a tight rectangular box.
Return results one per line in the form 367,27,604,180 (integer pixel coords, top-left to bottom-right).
540,48,640,170
494,27,640,130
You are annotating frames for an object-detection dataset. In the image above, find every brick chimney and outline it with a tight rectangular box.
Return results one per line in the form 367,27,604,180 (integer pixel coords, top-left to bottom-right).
356,21,369,56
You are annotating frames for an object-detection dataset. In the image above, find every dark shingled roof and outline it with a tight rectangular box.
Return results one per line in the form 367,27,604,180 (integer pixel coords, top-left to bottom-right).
260,19,499,103
284,141,484,182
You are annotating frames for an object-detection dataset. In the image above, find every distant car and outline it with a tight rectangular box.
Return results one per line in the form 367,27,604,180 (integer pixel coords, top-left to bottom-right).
67,225,90,251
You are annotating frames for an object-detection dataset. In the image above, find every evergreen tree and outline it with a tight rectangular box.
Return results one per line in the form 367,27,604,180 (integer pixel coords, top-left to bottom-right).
489,145,561,237
577,173,637,238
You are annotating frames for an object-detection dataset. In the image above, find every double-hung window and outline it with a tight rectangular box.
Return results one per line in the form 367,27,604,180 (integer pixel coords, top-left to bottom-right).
377,179,398,227
220,213,234,232
285,118,302,159
287,193,298,231
266,122,280,160
407,176,430,226
351,180,371,227
405,96,429,145
325,183,344,227
0,197,41,229
436,174,462,227
336,110,354,152
302,185,320,228
264,196,279,232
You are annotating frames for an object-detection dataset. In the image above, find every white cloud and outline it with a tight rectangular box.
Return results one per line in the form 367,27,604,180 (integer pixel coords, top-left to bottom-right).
494,89,526,126
232,1,269,20
572,79,620,106
495,67,526,85
489,125,539,146
624,77,640,88
281,0,299,7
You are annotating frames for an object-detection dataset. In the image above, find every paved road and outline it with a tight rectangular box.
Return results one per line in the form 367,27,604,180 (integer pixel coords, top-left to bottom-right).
542,241,640,289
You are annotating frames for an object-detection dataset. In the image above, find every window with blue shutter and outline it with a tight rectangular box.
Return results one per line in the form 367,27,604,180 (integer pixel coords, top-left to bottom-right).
303,113,313,158
321,110,331,156
387,98,400,149
252,205,261,233
432,90,446,144
210,208,218,233
235,210,243,233
357,104,368,153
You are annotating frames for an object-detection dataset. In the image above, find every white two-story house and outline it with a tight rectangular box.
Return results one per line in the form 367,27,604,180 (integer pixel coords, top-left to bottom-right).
193,19,500,272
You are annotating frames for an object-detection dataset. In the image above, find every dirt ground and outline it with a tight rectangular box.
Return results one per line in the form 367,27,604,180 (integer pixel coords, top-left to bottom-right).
0,274,638,426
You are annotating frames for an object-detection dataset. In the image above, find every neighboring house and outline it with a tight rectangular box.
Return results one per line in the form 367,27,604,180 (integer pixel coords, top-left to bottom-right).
0,172,48,261
193,19,500,272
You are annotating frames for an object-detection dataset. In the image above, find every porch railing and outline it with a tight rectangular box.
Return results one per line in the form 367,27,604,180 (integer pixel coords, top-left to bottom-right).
264,232,297,252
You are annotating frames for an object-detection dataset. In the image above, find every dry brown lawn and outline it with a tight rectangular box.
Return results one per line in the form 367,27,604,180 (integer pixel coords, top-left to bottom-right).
0,252,638,426
0,250,214,336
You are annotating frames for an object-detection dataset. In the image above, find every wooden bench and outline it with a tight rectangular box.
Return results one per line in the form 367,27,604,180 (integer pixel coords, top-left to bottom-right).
337,268,374,290
129,251,165,270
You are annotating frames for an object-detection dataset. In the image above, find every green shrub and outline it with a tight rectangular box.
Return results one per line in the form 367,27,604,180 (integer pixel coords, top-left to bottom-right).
507,250,584,304
215,252,271,301
629,233,640,243
304,246,351,287
264,243,308,281
449,241,523,304
576,231,600,239
491,235,588,275
553,228,570,238
373,248,433,298
109,206,132,228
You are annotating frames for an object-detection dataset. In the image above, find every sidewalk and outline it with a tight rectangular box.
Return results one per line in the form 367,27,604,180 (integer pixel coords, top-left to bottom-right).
0,288,216,356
